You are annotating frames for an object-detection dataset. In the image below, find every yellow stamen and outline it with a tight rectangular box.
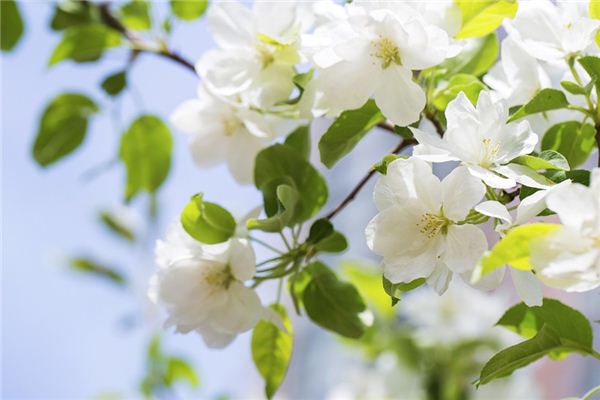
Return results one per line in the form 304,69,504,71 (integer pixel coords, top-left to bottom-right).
417,213,450,239
371,37,402,69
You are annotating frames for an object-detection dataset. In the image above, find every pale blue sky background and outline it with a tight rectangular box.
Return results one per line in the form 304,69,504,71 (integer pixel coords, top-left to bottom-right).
2,2,600,399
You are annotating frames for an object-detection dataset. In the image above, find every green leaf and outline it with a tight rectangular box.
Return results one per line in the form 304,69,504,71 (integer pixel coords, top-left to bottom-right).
181,194,236,244
100,70,127,97
511,150,570,171
497,299,593,347
591,1,600,19
49,23,122,66
247,185,299,233
455,0,518,39
541,121,597,168
119,115,172,201
318,99,385,168
170,0,208,21
507,89,569,122
439,34,499,76
99,211,135,242
342,262,393,317
472,223,561,281
478,325,564,385
560,80,586,95
254,144,328,223
432,74,486,110
283,125,310,159
32,93,99,167
251,304,293,399
165,357,199,387
382,276,426,306
119,0,151,31
578,56,600,94
69,257,125,286
307,219,348,253
373,154,402,175
544,169,591,186
50,0,99,31
303,262,367,338
1,0,24,51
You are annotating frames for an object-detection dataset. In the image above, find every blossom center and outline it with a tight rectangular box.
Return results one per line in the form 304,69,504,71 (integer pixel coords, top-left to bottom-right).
417,212,450,239
371,37,402,69
256,43,275,68
479,138,501,167
222,117,242,136
204,266,233,289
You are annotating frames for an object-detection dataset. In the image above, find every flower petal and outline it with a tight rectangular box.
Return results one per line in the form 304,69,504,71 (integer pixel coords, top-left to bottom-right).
443,224,488,273
510,268,543,307
442,166,486,221
373,65,425,126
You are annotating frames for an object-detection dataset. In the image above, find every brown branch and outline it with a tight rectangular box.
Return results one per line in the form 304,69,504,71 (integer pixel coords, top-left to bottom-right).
324,138,417,220
99,2,196,74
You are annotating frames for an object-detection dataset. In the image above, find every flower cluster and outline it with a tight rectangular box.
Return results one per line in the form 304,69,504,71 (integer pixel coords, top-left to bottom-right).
149,0,600,395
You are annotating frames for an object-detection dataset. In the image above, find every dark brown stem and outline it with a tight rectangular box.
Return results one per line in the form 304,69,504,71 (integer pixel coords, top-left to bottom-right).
99,2,196,74
425,110,445,137
324,138,416,220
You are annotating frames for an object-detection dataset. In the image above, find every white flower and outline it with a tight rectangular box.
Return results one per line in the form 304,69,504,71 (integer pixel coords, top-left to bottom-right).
150,224,263,348
531,169,600,292
484,36,551,107
412,91,539,189
196,0,308,109
171,87,288,184
365,158,487,294
306,3,454,126
505,0,600,64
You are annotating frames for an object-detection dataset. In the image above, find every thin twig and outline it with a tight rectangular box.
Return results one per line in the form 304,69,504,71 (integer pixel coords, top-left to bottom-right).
324,138,416,220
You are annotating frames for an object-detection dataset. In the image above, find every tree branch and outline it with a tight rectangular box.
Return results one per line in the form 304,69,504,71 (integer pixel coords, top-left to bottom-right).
99,2,196,74
324,138,416,220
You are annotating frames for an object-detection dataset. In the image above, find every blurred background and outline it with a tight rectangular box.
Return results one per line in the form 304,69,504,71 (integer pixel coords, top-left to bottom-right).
2,2,600,399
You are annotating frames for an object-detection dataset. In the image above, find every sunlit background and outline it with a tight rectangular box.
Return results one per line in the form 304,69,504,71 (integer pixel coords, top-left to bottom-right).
2,2,600,399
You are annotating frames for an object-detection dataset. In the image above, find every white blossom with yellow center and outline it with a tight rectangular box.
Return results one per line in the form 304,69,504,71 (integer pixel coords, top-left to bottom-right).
149,224,264,348
412,91,539,189
365,158,487,294
531,168,600,292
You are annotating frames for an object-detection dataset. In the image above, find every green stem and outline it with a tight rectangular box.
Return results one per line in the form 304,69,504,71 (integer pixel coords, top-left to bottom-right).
583,384,600,400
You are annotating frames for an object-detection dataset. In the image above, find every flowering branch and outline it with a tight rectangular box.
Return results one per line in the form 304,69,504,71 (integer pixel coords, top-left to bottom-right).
324,138,416,220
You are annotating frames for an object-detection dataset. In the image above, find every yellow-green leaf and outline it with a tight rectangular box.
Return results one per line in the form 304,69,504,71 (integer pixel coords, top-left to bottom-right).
456,0,518,39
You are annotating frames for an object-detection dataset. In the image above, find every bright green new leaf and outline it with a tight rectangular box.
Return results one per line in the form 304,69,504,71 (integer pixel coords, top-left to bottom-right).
284,125,310,159
455,0,518,39
100,70,127,97
511,150,570,171
373,154,402,175
432,74,486,110
254,144,328,223
560,80,586,95
70,257,126,286
507,89,569,122
303,262,368,338
120,115,172,201
32,93,99,167
541,121,596,168
49,23,122,66
170,0,208,21
319,99,385,168
1,0,24,51
591,1,600,18
472,223,561,281
497,299,593,348
99,211,135,242
247,185,299,233
119,0,151,31
251,304,293,399
50,0,100,30
165,357,200,387
439,34,499,77
181,194,236,244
